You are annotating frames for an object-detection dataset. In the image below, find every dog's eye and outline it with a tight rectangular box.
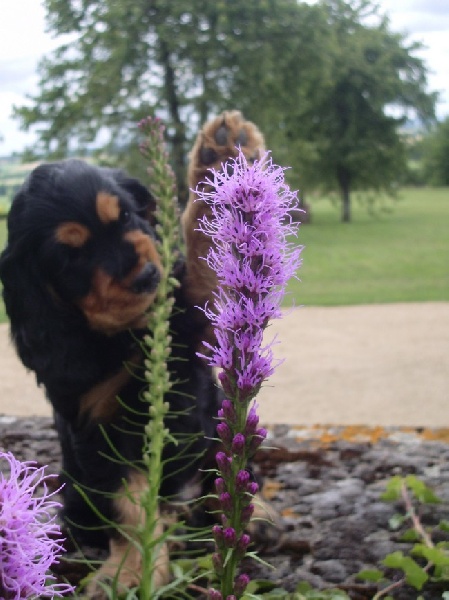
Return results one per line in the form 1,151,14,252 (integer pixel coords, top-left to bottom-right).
120,209,131,225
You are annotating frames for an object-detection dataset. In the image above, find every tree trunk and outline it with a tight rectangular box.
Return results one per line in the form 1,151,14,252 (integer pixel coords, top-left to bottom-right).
159,39,189,206
337,167,351,223
341,186,351,223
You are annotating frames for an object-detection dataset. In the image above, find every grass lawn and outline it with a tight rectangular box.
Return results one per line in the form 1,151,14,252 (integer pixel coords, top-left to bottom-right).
288,187,449,306
0,187,448,322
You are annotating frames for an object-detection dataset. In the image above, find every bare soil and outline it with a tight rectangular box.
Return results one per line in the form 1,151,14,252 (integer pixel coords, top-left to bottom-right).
1,302,448,426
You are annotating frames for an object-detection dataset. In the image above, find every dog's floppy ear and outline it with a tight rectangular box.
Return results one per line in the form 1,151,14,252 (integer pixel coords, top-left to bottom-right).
0,189,74,385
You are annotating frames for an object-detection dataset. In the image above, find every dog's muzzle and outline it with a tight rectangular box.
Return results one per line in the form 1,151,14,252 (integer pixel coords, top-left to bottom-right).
130,263,161,294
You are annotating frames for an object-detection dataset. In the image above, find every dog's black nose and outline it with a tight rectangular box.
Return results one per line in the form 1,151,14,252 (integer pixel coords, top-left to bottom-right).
131,263,160,294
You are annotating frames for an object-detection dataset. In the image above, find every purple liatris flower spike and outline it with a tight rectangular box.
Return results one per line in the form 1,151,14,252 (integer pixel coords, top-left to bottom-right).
0,451,74,599
197,149,301,403
197,148,302,598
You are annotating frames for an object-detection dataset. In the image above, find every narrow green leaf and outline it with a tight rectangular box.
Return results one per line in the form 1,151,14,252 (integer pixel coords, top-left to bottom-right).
439,520,449,532
382,552,428,590
383,550,406,567
389,513,406,530
412,543,449,566
405,475,442,503
381,476,404,501
355,568,385,582
295,581,313,593
400,528,422,542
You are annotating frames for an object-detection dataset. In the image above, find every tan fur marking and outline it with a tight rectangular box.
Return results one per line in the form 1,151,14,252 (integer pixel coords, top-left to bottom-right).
79,268,157,333
79,358,139,421
97,191,120,223
86,471,169,597
124,230,163,275
55,222,91,247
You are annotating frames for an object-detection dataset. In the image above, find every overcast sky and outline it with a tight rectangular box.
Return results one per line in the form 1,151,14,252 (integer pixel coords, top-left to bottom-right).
1,0,448,156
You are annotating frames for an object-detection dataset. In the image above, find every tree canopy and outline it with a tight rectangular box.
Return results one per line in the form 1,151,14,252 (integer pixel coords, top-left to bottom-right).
283,0,436,220
14,0,437,216
421,117,449,186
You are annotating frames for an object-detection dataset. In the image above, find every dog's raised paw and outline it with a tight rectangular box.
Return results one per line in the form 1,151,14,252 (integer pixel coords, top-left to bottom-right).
188,110,265,192
181,111,266,321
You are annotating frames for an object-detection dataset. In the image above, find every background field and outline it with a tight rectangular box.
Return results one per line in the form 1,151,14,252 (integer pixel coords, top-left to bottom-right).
288,187,449,306
0,186,448,322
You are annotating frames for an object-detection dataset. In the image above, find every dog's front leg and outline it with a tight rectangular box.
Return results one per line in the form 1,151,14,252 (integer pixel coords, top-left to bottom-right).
181,110,265,331
86,471,169,599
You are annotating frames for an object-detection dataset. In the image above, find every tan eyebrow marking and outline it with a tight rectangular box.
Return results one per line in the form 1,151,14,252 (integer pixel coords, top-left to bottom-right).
124,230,163,272
55,222,91,247
96,191,120,223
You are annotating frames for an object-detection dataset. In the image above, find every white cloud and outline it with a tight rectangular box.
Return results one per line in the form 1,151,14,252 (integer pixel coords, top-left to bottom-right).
378,0,449,117
379,0,449,41
0,1,56,60
0,1,52,154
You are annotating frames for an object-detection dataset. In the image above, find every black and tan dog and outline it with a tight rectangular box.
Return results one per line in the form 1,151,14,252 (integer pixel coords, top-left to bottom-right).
0,112,269,596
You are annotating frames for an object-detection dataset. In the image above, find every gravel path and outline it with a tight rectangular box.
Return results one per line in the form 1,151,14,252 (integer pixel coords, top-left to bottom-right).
1,302,448,426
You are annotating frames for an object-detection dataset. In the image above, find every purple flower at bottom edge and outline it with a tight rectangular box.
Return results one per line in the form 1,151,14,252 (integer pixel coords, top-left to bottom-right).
0,451,74,599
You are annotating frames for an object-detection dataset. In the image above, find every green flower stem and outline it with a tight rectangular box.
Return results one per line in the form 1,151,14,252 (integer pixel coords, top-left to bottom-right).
223,455,246,596
137,117,181,599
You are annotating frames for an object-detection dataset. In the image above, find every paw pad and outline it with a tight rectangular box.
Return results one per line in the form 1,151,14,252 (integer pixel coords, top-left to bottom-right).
200,146,218,166
236,128,248,146
214,123,229,146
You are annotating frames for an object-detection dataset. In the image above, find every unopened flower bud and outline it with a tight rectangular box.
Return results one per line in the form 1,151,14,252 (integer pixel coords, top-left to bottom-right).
248,427,267,454
247,481,259,496
236,533,251,558
223,527,237,548
244,405,259,436
216,451,232,478
216,422,232,446
234,573,250,596
212,524,224,547
235,469,251,493
218,399,237,423
218,371,234,397
219,492,233,514
231,433,246,455
215,477,226,495
208,589,223,600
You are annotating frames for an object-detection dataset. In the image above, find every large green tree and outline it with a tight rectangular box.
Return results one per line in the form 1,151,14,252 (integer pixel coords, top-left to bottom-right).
15,0,326,203
284,0,437,221
14,0,437,216
421,117,449,186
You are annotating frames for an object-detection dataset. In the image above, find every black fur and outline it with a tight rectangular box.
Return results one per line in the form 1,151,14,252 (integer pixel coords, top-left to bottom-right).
0,159,221,547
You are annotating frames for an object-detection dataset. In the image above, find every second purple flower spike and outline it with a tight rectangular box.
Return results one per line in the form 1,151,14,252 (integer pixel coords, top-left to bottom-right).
196,149,302,598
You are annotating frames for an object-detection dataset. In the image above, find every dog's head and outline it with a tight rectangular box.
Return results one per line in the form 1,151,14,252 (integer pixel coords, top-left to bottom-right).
0,159,162,346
